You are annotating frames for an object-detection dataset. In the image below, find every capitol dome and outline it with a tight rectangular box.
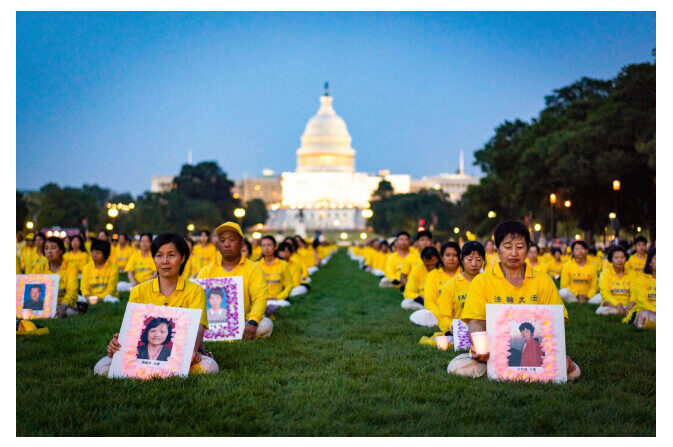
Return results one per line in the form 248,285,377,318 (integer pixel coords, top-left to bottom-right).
295,86,356,173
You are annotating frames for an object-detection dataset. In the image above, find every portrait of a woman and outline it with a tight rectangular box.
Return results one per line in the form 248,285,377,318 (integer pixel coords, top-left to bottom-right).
518,322,543,367
137,317,173,362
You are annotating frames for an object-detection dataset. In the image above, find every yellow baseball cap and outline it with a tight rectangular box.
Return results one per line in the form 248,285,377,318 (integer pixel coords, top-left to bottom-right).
216,221,243,238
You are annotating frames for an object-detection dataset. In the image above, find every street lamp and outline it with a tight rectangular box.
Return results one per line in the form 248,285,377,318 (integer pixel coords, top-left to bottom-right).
106,223,113,231
487,211,496,218
340,232,348,240
612,179,621,242
187,224,195,232
107,208,119,218
360,232,367,240
26,221,34,229
534,223,542,232
609,212,616,219
361,209,373,219
453,227,460,234
564,200,571,208
234,207,245,226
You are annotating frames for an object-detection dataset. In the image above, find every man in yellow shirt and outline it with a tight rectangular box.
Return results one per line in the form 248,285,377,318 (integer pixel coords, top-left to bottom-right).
125,233,157,286
383,231,412,288
626,236,648,276
115,234,135,272
197,222,272,339
258,235,293,311
559,240,601,304
402,246,439,310
460,221,579,379
19,233,36,273
193,230,218,272
400,230,433,287
624,246,655,327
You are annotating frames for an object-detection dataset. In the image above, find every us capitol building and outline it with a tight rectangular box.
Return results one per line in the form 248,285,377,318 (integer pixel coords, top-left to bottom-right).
152,84,479,233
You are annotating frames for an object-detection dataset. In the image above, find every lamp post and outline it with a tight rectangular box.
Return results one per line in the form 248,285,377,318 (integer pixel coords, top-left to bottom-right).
234,207,246,227
549,194,557,239
612,180,621,242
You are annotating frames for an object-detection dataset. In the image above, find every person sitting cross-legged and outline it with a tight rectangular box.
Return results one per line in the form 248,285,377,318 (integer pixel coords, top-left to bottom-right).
624,246,656,327
258,235,293,314
94,233,219,375
596,245,636,315
559,240,601,304
80,238,119,303
197,222,272,339
402,246,439,311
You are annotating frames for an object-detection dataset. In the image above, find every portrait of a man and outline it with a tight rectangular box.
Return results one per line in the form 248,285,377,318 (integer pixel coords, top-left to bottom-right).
206,288,227,323
22,284,45,312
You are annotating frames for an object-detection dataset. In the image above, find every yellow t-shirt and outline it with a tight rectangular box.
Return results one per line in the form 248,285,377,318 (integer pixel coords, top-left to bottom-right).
27,254,48,274
297,247,317,269
529,259,549,277
19,245,36,272
633,274,656,313
125,251,156,284
286,257,304,288
64,250,90,274
251,246,262,262
129,277,208,328
485,252,500,269
258,258,293,301
438,272,473,332
373,252,389,272
401,251,422,276
403,264,430,299
385,251,409,282
32,258,79,307
192,244,218,272
425,267,461,328
115,245,135,271
462,263,568,322
598,266,635,306
546,259,564,278
588,254,603,273
196,256,268,323
560,259,598,297
626,253,647,277
80,260,119,298
179,255,197,282
290,253,309,281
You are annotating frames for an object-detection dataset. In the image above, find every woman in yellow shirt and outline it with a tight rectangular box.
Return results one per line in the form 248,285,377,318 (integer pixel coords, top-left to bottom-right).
526,243,549,277
125,233,157,286
559,240,600,304
278,241,310,296
596,246,635,315
19,233,36,273
625,235,648,276
437,241,485,334
403,246,440,311
32,236,79,317
624,246,655,327
409,242,461,326
95,233,218,376
546,247,564,283
460,221,579,379
80,239,119,301
64,234,89,275
259,236,293,312
115,234,135,273
25,232,48,273
192,230,218,271
484,239,500,270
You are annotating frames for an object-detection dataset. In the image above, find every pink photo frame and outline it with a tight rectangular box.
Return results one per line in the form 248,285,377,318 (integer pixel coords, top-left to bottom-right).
16,274,59,319
486,304,567,383
108,303,202,379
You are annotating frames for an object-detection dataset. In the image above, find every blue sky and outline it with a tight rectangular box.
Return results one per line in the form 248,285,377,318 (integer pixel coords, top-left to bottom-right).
16,12,655,195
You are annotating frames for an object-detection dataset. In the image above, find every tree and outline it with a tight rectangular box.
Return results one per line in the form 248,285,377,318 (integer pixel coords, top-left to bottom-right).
16,191,29,230
36,183,101,230
173,161,240,221
241,198,269,230
373,179,394,200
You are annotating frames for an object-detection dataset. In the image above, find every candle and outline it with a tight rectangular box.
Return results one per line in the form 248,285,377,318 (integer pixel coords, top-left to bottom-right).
471,331,489,355
435,335,450,351
21,309,32,320
89,296,99,305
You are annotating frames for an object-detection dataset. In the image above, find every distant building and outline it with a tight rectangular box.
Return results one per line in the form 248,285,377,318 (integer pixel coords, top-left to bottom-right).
234,171,283,205
151,175,175,193
409,151,479,201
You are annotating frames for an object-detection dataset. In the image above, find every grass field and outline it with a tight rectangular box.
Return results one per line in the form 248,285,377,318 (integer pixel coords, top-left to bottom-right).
16,249,655,436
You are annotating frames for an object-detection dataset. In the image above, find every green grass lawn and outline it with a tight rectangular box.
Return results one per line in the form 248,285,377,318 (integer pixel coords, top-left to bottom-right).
16,249,655,436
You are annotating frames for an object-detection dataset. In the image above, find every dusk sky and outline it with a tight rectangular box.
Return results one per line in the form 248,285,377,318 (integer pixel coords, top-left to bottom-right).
16,12,655,196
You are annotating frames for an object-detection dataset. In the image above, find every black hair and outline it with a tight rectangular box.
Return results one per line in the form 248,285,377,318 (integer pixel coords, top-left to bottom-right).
416,230,433,241
420,246,440,261
396,231,411,239
90,238,111,261
35,232,47,243
200,229,211,237
550,247,562,256
460,241,485,265
528,243,539,252
571,240,588,251
312,238,320,249
118,233,130,242
243,239,253,256
184,236,193,247
69,234,85,252
140,233,153,243
206,288,225,302
294,235,308,246
379,240,389,249
277,241,294,259
45,236,65,254
607,245,629,263
441,241,461,258
97,229,109,237
519,322,535,334
644,246,656,275
284,236,299,252
493,221,531,248
150,233,190,275
261,235,277,246
140,317,173,346
634,235,648,245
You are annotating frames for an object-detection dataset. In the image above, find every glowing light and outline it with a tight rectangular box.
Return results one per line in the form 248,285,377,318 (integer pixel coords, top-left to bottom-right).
564,200,571,208
340,232,348,240
187,224,195,232
233,193,240,199
108,208,119,218
234,208,246,218
361,209,373,219
360,232,367,240
574,234,581,240
418,227,426,232
333,220,340,227
106,203,111,209
433,183,441,190
609,212,616,219
60,231,66,238
637,226,642,232
254,184,261,191
612,180,621,191
106,223,114,231
26,221,34,229
256,223,263,230
252,232,262,240
549,193,557,204
534,223,542,232
129,203,135,209
488,211,496,218
46,231,53,237
453,227,460,234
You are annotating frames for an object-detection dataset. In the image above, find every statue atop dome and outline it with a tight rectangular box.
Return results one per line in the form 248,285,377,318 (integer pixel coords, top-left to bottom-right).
324,81,329,96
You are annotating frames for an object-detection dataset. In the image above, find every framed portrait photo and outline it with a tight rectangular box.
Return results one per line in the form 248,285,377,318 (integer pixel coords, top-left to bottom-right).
191,276,244,341
16,274,59,319
486,304,567,383
108,303,202,379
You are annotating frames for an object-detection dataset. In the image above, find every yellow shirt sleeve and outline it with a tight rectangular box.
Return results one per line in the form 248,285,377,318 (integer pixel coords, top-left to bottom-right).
560,262,571,290
587,265,598,298
461,275,488,322
246,264,269,323
423,270,440,318
403,265,423,299
277,261,293,301
384,254,398,281
437,278,456,333
124,252,136,273
61,263,79,307
598,270,617,305
538,274,569,321
103,266,119,297
80,264,92,296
